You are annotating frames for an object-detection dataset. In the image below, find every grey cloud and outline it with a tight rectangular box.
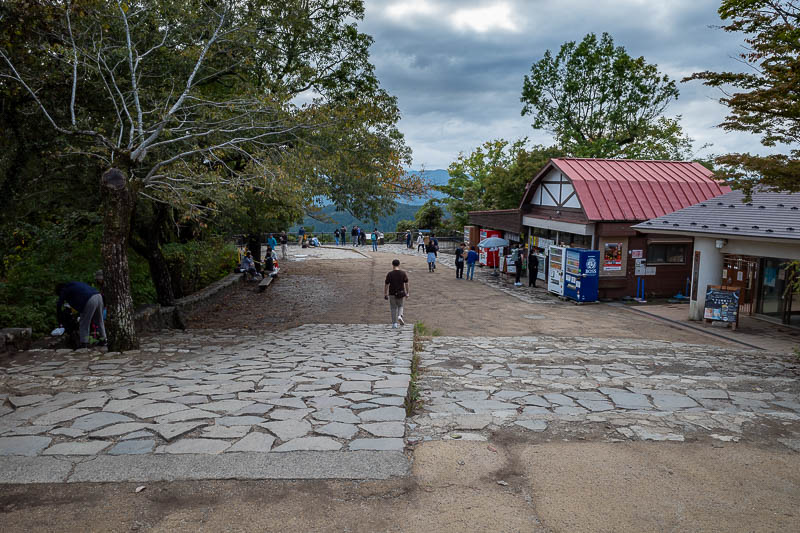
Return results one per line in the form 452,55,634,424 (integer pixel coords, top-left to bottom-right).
362,0,767,168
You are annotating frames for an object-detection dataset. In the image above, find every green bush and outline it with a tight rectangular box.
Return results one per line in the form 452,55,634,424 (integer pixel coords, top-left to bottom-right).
162,237,238,297
0,213,155,337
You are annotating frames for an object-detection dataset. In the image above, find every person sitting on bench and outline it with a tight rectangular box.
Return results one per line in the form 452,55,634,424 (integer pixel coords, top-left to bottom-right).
240,252,259,278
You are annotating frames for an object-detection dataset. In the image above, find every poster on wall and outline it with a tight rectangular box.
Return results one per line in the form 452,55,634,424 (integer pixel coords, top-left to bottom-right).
603,242,623,271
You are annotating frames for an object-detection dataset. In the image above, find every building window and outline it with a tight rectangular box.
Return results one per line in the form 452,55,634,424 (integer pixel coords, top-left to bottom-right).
647,243,687,264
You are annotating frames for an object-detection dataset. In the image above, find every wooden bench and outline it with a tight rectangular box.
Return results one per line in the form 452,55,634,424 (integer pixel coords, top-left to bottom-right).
258,268,280,293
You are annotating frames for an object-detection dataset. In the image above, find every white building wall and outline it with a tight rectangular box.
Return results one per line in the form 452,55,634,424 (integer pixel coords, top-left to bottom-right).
689,237,724,321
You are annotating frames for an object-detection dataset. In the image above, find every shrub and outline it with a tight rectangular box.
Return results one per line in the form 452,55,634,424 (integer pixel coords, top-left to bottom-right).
0,213,155,337
162,237,238,297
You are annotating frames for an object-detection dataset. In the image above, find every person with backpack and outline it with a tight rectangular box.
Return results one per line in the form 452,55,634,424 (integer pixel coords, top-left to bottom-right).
384,259,409,329
372,228,379,251
416,232,425,253
454,242,465,279
465,246,479,280
55,281,107,348
430,233,439,257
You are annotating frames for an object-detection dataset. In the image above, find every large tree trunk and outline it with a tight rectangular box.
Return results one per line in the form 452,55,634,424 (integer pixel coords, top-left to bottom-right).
101,168,139,351
247,233,262,266
131,203,176,306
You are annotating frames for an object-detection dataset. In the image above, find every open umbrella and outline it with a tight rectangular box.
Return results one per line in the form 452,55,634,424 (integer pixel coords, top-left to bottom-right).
478,237,509,276
478,237,509,248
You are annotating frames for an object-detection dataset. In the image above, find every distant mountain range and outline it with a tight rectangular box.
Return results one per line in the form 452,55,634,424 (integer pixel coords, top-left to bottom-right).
290,169,452,233
405,169,450,205
292,202,422,233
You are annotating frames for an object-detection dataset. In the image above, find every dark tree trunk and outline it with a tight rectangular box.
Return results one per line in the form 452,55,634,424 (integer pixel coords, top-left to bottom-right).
247,233,262,266
101,168,139,351
131,203,176,306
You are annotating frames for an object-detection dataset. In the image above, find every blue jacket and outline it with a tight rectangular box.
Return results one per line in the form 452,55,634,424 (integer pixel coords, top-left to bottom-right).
466,250,479,264
267,237,277,249
57,281,99,314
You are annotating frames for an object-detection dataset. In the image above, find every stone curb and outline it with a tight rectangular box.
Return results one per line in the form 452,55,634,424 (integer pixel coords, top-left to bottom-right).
0,451,410,484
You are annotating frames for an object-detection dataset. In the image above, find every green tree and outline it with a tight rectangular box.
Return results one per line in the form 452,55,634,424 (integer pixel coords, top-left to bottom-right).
395,219,416,233
521,32,692,159
684,0,800,194
485,145,563,209
439,140,518,228
414,200,445,231
0,1,421,349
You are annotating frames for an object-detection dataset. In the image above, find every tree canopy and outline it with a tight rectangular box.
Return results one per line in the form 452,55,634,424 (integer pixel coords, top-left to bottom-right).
520,32,692,159
684,0,800,194
438,140,561,229
0,0,421,348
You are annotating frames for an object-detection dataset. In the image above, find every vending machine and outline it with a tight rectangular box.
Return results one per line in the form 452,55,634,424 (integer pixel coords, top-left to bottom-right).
547,245,566,296
479,229,502,267
563,248,600,303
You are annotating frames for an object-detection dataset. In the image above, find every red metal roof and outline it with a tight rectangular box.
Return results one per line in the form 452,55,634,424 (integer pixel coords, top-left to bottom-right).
546,159,731,221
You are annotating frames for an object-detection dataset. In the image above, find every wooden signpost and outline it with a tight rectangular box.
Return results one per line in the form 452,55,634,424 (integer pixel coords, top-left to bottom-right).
703,285,741,330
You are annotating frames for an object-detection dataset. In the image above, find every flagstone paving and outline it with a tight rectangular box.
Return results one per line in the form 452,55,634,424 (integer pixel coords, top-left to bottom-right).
408,335,800,448
0,324,413,481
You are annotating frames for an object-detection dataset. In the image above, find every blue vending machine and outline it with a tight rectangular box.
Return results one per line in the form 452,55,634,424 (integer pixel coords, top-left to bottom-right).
563,248,600,303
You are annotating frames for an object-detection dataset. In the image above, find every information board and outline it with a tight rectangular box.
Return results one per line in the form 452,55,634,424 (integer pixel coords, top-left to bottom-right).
703,287,740,323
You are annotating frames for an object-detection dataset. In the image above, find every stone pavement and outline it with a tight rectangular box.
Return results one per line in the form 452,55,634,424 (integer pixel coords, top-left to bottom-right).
408,335,800,451
0,324,413,482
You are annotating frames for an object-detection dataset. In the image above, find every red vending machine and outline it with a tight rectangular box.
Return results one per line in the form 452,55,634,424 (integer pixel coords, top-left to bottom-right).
479,229,502,267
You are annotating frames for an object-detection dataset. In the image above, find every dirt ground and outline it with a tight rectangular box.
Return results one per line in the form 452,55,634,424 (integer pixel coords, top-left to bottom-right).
189,248,738,346
2,439,798,532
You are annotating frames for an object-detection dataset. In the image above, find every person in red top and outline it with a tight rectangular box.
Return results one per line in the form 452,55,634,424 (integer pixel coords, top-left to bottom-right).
384,259,409,329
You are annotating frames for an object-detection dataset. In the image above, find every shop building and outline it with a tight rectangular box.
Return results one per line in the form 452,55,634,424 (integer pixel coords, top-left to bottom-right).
633,189,800,326
517,158,730,299
465,209,522,246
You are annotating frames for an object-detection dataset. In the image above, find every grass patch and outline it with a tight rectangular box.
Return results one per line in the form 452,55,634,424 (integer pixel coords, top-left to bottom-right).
405,325,426,416
413,320,441,337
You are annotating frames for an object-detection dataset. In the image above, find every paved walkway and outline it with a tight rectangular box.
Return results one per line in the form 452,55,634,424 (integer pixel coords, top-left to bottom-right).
409,335,800,450
0,325,413,482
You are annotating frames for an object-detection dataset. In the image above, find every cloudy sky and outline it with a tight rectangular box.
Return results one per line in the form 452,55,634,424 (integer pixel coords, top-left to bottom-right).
359,0,760,170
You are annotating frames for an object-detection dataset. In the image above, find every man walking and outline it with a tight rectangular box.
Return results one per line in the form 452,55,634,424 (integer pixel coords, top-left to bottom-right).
56,281,107,348
372,228,379,251
352,225,359,246
514,244,524,286
280,231,288,260
466,246,479,280
267,233,278,253
528,247,539,287
405,230,412,249
454,242,465,279
341,225,348,245
384,259,409,329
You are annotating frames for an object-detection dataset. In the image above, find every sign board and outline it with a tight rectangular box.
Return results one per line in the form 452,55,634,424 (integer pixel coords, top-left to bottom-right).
603,242,623,271
645,266,657,276
635,258,646,276
703,287,740,323
631,249,643,259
